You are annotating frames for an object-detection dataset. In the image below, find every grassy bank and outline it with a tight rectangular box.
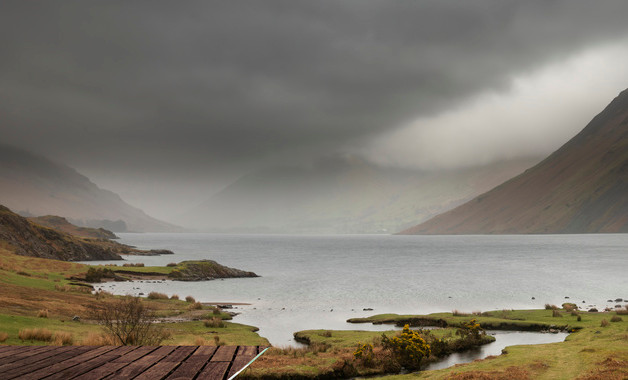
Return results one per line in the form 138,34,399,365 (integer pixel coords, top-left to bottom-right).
0,248,268,347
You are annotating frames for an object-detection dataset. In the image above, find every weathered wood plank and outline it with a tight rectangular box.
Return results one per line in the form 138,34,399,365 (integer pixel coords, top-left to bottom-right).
132,361,180,380
3,346,97,379
210,345,237,362
18,346,119,380
0,345,49,361
228,346,258,378
196,361,230,380
102,345,177,380
164,346,217,380
76,346,159,380
111,345,158,363
46,346,138,380
0,345,75,373
161,345,196,362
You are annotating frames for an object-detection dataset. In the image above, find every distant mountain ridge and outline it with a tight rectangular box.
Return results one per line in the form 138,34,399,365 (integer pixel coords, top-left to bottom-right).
401,88,628,234
181,155,539,234
0,145,181,232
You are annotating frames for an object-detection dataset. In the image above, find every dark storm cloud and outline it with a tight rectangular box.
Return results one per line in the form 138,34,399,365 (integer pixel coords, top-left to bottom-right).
2,0,628,176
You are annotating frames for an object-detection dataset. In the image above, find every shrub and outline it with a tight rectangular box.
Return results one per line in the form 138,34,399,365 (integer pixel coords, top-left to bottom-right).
19,328,53,342
600,319,609,327
194,337,207,345
382,325,431,370
214,335,223,346
552,309,562,318
122,263,144,267
185,296,196,303
577,315,582,322
562,303,578,312
170,294,179,300
353,343,374,366
188,302,203,311
37,309,49,318
0,332,8,343
90,296,170,345
53,332,73,346
204,317,225,328
147,292,169,300
457,319,485,342
616,308,628,315
166,262,178,267
212,308,221,315
545,304,558,310
610,315,623,322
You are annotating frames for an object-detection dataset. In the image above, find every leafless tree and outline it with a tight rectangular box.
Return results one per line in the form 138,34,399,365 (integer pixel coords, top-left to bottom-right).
90,296,169,345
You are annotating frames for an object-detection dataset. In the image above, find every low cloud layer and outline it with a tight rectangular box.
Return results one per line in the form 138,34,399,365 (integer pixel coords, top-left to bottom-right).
2,1,628,218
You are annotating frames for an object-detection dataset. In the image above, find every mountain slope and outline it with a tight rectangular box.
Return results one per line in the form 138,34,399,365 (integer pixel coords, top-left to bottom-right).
181,155,539,234
0,205,122,261
27,215,118,240
0,145,180,232
401,89,628,234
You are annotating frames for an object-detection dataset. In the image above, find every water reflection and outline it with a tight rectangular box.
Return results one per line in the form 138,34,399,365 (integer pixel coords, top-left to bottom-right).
425,330,568,371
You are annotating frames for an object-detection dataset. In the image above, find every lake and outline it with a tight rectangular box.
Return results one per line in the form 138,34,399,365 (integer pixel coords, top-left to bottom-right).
88,233,628,346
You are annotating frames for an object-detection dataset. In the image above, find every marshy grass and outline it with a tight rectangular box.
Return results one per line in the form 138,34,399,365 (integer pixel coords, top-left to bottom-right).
52,331,74,346
170,294,179,300
204,317,225,328
147,292,169,300
19,328,53,342
81,332,117,346
545,304,559,310
600,319,609,327
610,315,623,322
552,309,562,318
37,309,49,318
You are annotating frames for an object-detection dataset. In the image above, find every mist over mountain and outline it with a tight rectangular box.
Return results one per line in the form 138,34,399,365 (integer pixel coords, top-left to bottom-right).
402,89,628,235
179,155,539,234
0,145,181,232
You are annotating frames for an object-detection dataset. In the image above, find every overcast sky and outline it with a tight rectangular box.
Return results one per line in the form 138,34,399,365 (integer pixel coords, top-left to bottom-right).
2,1,628,220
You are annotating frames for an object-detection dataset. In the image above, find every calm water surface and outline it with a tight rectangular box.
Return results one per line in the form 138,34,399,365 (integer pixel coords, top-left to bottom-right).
88,233,627,347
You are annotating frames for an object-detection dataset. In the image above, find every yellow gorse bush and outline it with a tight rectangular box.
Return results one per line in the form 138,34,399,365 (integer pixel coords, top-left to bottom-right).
382,324,430,370
353,342,374,365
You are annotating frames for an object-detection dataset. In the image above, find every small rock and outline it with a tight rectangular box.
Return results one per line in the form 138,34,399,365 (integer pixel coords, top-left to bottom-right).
72,315,80,322
615,298,623,302
564,296,570,299
531,297,535,300
607,300,614,302
363,308,374,311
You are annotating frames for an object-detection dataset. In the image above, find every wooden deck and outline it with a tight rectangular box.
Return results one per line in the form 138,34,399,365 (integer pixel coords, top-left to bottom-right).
0,345,268,380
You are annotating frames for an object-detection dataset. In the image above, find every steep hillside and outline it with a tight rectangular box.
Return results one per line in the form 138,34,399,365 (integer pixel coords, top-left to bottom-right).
28,215,118,239
0,145,180,232
181,155,539,234
0,205,122,261
402,89,628,234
